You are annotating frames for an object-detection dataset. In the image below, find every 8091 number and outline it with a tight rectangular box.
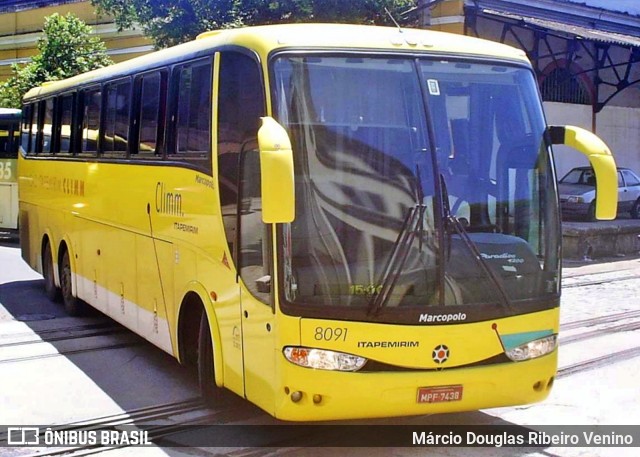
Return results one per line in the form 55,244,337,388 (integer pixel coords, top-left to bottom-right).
314,326,348,342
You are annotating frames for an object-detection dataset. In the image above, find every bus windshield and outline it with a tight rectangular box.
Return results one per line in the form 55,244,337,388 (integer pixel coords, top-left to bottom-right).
272,55,560,323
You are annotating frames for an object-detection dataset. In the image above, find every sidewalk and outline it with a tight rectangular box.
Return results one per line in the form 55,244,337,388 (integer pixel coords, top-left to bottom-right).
562,252,640,277
562,217,640,260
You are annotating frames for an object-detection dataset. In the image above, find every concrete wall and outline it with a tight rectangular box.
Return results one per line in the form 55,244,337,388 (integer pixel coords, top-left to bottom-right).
544,102,640,177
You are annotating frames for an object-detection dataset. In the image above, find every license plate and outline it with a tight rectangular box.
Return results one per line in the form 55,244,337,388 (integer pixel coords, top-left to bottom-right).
417,385,463,403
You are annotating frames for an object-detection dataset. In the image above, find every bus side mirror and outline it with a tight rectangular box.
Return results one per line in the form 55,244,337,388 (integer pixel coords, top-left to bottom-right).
549,125,618,220
257,117,295,223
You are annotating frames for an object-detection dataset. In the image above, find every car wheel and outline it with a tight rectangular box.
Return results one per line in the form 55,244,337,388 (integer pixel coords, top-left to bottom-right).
587,202,597,222
631,198,640,219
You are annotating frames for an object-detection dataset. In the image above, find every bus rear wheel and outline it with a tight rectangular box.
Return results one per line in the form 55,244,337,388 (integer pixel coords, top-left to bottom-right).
60,249,83,316
43,242,60,302
198,312,222,407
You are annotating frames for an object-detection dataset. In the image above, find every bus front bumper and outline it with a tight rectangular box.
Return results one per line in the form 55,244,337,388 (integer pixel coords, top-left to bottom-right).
273,351,557,421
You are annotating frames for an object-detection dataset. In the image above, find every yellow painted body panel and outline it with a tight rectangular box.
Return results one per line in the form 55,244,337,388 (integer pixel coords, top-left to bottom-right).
18,158,231,352
299,309,558,369
274,348,557,421
257,117,295,223
562,125,618,220
267,309,559,420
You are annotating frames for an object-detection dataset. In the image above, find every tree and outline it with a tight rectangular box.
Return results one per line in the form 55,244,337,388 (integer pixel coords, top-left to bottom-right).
0,13,112,108
91,0,418,48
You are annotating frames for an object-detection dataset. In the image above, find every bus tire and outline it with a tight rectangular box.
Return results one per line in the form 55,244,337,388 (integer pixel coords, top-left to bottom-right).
43,242,60,302
60,249,83,316
198,311,221,407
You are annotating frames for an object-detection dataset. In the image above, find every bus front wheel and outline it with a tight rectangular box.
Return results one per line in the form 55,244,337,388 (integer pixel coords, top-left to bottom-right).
60,250,83,316
198,312,222,407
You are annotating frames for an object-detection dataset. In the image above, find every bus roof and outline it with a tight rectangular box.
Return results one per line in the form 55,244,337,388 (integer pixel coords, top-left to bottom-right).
0,108,21,119
24,23,530,100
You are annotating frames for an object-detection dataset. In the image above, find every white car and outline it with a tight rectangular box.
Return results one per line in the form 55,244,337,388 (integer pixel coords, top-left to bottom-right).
558,166,640,221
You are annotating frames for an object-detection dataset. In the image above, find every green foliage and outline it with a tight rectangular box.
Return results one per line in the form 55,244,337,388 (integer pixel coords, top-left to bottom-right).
0,13,112,108
91,0,417,48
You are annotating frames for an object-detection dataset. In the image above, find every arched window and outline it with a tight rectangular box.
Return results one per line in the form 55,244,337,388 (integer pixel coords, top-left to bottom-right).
541,67,591,105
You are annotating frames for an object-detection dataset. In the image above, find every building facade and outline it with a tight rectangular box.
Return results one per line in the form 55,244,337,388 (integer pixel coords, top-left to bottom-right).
0,0,152,81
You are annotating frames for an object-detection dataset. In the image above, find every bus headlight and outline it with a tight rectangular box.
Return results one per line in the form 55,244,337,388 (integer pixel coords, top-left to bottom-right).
505,335,557,361
283,346,367,371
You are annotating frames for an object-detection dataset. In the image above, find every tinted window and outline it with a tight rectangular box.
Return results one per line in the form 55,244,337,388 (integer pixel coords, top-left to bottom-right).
59,94,74,154
175,60,212,159
20,104,32,153
103,80,131,155
82,88,101,154
42,98,54,154
216,52,267,303
137,72,164,155
0,119,19,158
30,102,40,153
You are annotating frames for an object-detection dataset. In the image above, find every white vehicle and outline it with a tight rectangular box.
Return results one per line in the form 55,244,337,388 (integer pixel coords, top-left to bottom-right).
559,166,640,220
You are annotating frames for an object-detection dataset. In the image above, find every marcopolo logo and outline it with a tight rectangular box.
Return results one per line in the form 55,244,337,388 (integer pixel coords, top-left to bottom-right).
419,312,467,323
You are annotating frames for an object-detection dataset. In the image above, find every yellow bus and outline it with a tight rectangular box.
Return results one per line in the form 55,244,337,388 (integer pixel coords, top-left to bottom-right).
18,24,618,421
0,108,20,233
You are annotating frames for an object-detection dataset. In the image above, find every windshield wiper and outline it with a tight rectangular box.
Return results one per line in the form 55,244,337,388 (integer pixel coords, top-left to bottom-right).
440,175,513,311
367,203,426,316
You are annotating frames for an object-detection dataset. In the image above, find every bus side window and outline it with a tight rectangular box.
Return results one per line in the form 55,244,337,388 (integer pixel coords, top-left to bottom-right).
58,93,75,154
0,122,9,155
103,79,131,156
81,87,101,155
171,58,212,168
30,102,41,153
42,98,54,154
135,71,166,156
21,104,32,154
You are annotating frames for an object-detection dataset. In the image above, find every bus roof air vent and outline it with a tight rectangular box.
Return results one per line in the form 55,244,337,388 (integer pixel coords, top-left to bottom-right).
197,30,226,40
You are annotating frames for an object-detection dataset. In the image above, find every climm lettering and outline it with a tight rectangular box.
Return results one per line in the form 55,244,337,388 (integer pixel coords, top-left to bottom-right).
156,182,184,216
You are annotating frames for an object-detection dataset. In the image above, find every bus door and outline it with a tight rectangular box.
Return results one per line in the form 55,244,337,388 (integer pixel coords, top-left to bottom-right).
216,51,275,408
237,147,277,409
